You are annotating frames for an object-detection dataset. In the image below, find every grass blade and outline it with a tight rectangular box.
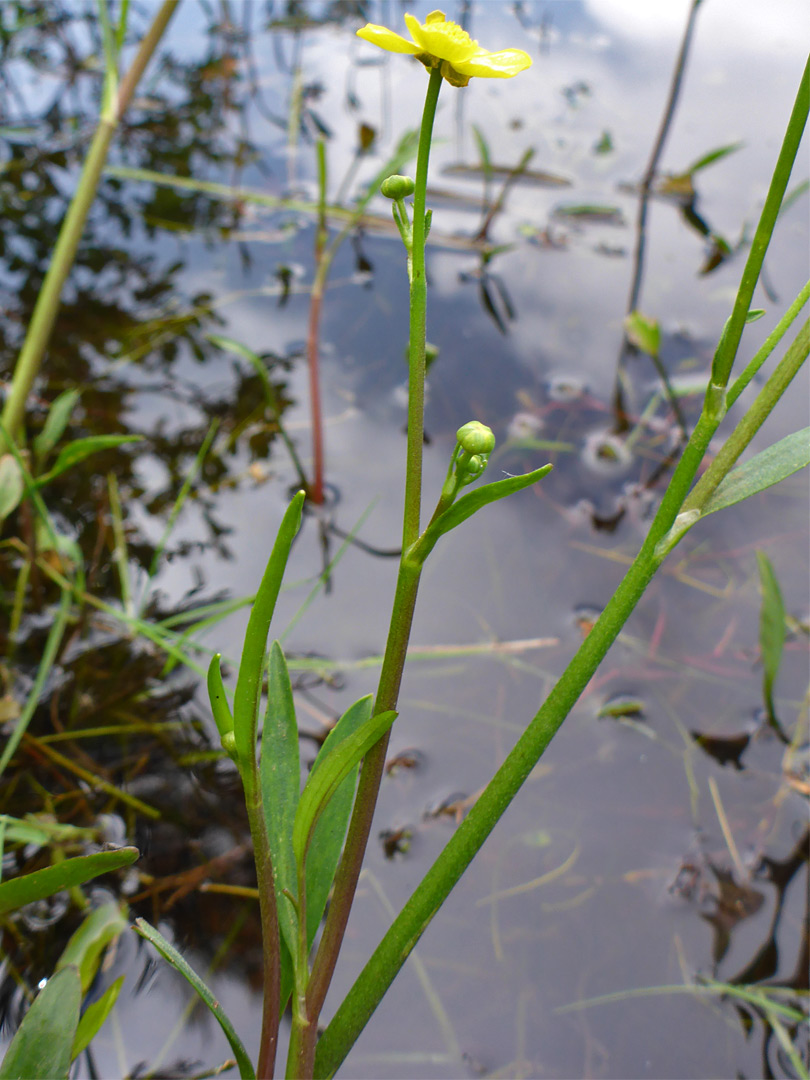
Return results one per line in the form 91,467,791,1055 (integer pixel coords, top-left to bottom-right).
701,427,810,515
71,974,124,1061
133,918,256,1080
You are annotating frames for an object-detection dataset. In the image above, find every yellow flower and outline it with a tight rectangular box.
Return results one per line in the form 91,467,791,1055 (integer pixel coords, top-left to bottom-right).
356,9,532,87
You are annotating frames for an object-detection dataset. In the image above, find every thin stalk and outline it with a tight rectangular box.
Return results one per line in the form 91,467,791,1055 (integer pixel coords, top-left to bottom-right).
312,58,810,1078
243,766,281,1079
306,139,329,505
682,318,810,516
0,0,180,447
286,863,312,1076
303,69,443,1056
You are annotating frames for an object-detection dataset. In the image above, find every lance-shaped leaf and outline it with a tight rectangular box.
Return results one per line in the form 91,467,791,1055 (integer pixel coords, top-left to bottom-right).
0,965,81,1080
33,436,143,487
260,642,300,968
233,491,305,765
413,464,552,564
305,695,373,948
71,975,124,1061
32,389,81,463
756,551,786,726
0,848,139,917
701,428,810,516
56,900,128,992
133,918,255,1080
292,710,397,868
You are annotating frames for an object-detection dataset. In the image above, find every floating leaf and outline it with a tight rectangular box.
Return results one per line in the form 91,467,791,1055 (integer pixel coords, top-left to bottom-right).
756,551,786,726
0,848,139,917
133,918,255,1079
71,974,124,1061
0,965,81,1080
233,491,305,766
292,710,397,867
701,428,810,516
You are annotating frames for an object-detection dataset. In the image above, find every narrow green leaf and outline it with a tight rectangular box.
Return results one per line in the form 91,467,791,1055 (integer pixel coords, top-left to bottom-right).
0,455,24,520
233,491,306,764
305,696,372,947
292,710,396,867
701,428,810,516
260,642,300,965
71,974,124,1061
745,309,766,323
207,335,276,405
0,848,139,917
33,389,81,463
683,141,744,175
207,653,234,742
625,311,661,358
756,551,786,724
415,465,553,562
0,965,81,1080
34,436,143,488
133,918,255,1080
56,901,127,993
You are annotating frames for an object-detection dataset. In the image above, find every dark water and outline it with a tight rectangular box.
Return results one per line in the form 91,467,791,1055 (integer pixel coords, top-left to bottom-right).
1,2,808,1077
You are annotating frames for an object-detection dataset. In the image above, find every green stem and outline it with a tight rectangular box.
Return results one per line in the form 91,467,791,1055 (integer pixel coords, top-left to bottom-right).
312,56,810,1080
709,53,808,392
243,765,281,1079
285,863,313,1077
303,69,443,1058
0,0,180,448
682,317,810,518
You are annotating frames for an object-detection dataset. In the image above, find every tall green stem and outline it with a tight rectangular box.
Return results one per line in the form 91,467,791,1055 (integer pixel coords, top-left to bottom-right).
303,69,443,1058
312,54,810,1080
0,0,180,448
243,767,281,1079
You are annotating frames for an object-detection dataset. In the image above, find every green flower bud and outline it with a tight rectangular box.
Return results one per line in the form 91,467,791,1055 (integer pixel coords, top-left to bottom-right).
381,174,415,200
462,454,486,481
456,421,495,456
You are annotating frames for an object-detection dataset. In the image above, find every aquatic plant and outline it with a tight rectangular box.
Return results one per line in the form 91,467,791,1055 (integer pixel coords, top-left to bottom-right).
0,6,807,1080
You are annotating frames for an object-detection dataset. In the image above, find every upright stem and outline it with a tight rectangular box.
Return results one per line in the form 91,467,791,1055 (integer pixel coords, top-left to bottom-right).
303,68,443,1054
0,0,180,447
243,766,281,1079
306,139,329,505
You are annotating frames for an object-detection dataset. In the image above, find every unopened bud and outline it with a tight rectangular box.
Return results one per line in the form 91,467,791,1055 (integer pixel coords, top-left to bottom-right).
456,421,495,456
381,174,415,200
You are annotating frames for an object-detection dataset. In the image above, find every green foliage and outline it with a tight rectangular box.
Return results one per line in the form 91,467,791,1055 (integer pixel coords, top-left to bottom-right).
233,491,305,764
133,918,256,1079
55,900,128,992
756,551,786,725
292,710,397,867
0,848,138,917
701,428,810,515
0,966,81,1080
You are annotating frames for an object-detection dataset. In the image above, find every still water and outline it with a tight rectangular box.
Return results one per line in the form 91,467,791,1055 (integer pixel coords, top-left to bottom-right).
1,1,807,1077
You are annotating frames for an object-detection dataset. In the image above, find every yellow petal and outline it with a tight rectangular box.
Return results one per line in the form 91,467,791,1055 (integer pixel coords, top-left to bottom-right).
404,11,479,65
356,22,421,55
454,48,533,79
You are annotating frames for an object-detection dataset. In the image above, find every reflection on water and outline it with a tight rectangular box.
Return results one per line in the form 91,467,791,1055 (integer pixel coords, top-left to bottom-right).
0,1,808,1078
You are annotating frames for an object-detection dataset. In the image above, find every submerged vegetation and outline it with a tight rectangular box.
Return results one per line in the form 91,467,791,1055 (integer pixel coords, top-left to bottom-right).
0,2,808,1078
